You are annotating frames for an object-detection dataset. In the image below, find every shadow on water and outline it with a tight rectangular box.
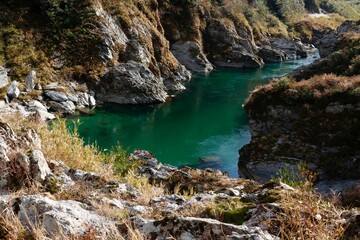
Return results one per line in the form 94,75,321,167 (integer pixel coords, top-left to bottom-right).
70,54,319,177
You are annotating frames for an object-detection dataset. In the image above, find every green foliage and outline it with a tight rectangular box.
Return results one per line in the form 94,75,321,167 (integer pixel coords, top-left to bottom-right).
272,162,310,188
65,120,139,176
245,0,288,37
266,0,306,23
207,199,254,225
273,77,293,90
104,146,139,176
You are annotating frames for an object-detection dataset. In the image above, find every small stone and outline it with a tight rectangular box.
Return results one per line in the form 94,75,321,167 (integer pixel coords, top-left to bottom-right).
130,205,149,215
7,81,20,99
226,188,240,196
25,70,36,91
45,90,69,102
89,95,96,107
0,66,9,89
29,150,52,181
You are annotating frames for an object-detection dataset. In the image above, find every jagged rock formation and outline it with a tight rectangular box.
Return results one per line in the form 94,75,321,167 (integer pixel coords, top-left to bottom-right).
317,20,360,58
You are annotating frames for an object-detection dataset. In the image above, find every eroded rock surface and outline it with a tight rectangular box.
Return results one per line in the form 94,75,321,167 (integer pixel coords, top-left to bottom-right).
99,61,168,104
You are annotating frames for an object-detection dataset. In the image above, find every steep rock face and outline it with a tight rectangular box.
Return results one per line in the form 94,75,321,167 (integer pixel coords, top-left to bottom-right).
0,0,320,107
204,20,264,68
93,2,191,103
171,41,213,74
13,195,117,237
99,61,168,104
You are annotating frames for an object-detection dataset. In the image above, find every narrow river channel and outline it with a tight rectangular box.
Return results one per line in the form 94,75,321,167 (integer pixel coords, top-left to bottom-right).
71,55,318,177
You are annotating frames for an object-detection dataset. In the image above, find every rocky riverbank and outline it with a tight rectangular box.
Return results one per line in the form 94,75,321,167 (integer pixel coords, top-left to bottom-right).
0,0,323,111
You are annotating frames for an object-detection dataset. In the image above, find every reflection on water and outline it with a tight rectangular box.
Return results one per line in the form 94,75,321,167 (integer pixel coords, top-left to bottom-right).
71,54,319,177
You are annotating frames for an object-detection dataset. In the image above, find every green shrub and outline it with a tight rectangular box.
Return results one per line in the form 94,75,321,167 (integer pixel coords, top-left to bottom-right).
273,77,293,90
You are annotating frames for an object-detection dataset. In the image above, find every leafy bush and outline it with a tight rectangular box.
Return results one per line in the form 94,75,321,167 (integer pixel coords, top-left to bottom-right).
273,77,293,90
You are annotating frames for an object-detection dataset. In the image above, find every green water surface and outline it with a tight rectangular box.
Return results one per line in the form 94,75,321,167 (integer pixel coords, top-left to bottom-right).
71,55,318,177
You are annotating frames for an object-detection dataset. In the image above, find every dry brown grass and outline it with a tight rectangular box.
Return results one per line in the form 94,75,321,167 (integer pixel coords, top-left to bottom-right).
0,208,30,239
245,74,360,111
265,189,348,240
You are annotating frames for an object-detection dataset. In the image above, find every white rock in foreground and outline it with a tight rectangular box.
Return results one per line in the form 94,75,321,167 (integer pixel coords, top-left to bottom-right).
14,195,116,237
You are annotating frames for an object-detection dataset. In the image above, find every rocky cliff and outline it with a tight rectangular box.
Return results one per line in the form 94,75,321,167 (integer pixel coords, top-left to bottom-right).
0,0,322,113
239,21,360,200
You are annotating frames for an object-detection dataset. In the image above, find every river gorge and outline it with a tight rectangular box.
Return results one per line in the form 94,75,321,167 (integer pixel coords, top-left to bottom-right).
71,55,319,177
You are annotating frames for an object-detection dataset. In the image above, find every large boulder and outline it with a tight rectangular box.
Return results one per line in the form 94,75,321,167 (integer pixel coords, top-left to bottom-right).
44,90,69,102
258,47,286,63
6,81,20,99
98,61,168,104
12,195,116,237
268,37,308,60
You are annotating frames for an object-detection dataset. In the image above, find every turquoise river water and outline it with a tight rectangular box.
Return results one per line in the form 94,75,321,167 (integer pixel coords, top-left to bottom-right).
70,55,318,177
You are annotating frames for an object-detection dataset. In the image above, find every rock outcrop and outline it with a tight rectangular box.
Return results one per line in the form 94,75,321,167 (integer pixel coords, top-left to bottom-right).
317,21,360,58
291,21,360,79
203,20,264,68
239,22,360,197
171,41,213,74
99,61,168,104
